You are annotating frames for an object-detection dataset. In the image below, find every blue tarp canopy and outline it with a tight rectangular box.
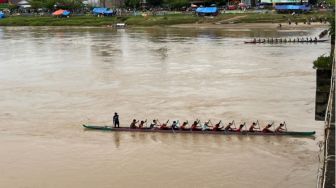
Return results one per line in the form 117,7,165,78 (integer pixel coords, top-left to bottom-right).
0,11,5,19
62,10,70,16
196,7,218,14
92,7,113,15
275,5,311,11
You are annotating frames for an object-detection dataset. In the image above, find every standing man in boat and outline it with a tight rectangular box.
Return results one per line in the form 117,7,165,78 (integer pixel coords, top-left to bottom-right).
113,112,120,128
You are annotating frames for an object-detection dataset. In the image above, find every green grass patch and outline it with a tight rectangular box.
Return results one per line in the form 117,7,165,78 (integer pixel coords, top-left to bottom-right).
0,11,332,26
125,14,199,26
0,16,117,26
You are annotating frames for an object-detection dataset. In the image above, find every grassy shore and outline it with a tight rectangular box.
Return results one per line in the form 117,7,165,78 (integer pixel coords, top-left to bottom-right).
0,11,331,26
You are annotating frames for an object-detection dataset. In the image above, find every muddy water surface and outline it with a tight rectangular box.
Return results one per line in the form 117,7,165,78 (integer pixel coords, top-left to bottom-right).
0,25,330,188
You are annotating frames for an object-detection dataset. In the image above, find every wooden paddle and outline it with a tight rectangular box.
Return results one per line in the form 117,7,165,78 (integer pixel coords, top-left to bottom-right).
218,120,223,129
284,121,288,131
271,121,275,132
256,120,261,130
242,122,247,131
232,120,236,129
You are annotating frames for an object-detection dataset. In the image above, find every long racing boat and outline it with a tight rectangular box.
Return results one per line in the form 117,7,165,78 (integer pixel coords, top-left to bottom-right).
244,39,328,44
82,124,315,136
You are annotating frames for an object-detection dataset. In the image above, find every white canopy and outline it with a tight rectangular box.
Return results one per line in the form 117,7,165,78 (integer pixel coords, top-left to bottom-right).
17,0,29,5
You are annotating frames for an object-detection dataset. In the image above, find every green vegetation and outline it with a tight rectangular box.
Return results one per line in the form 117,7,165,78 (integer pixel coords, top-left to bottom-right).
0,16,117,26
313,55,333,70
28,0,83,10
0,14,200,26
0,11,331,26
0,3,9,9
125,14,199,26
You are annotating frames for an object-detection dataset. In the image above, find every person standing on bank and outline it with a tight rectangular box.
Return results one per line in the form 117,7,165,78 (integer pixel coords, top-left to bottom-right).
113,112,120,128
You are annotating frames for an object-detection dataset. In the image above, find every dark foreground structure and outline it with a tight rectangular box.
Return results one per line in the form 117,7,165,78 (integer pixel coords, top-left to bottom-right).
318,56,335,188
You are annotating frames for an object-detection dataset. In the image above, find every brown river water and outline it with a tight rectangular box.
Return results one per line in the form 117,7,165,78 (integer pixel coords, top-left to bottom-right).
0,25,330,188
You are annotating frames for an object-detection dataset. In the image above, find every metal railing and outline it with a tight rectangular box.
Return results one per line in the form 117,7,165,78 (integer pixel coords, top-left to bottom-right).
317,53,335,188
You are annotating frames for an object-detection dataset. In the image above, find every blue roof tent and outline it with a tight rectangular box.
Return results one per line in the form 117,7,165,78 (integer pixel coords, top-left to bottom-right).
275,5,311,12
92,8,114,16
196,7,219,16
63,10,70,16
0,11,5,19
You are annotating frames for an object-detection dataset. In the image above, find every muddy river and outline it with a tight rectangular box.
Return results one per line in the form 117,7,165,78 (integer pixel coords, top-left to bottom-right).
0,25,330,188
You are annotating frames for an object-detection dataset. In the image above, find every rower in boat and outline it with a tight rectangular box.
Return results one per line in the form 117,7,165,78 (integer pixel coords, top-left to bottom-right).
224,122,235,131
235,123,245,132
180,120,189,130
309,37,313,42
275,123,286,133
248,122,259,132
283,38,287,43
191,120,201,131
138,120,147,128
159,120,170,130
201,120,211,131
288,38,292,42
130,119,139,129
314,37,318,42
83,124,316,136
149,119,158,129
262,123,273,133
213,120,223,131
171,120,179,130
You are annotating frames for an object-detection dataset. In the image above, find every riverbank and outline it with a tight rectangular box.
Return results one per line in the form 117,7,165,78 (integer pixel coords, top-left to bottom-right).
0,11,332,27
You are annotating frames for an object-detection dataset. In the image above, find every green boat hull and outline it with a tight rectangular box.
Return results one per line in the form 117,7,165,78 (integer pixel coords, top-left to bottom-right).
82,124,315,136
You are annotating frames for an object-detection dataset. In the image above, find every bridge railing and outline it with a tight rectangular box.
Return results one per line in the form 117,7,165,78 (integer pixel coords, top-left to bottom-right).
317,53,335,188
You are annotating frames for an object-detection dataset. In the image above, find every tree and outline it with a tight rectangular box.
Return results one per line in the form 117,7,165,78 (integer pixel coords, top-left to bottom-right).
325,0,335,57
165,0,188,9
125,0,140,9
147,0,163,7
